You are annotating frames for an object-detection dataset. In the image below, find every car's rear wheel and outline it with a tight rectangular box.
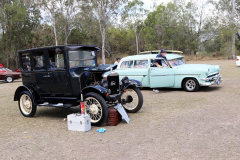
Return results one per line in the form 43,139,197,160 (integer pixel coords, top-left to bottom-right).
18,91,36,117
84,92,108,126
183,78,199,92
121,86,143,113
5,76,13,83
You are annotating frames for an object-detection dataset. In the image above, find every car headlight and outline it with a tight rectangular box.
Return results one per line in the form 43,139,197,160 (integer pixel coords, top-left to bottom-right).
121,76,129,86
101,79,108,88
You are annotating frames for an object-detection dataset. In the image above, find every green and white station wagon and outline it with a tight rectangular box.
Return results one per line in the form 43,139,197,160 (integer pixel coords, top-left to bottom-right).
114,54,222,92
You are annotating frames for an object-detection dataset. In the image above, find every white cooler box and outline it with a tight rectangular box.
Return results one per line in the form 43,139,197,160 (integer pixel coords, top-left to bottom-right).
67,113,91,132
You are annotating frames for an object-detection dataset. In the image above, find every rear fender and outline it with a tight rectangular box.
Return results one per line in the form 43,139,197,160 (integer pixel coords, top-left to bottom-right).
14,85,39,104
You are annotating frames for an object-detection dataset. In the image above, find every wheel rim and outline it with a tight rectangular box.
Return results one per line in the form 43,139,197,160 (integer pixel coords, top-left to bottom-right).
121,89,139,110
6,77,12,82
85,97,102,123
20,94,32,115
186,79,196,91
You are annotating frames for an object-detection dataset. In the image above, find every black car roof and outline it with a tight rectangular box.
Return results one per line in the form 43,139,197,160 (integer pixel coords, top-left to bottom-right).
18,45,101,53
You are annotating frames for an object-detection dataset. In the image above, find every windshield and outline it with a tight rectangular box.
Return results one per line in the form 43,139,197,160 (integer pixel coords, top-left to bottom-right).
168,58,186,67
68,50,96,68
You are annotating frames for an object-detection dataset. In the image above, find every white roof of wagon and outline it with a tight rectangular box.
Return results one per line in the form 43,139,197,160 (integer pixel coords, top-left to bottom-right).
121,54,184,61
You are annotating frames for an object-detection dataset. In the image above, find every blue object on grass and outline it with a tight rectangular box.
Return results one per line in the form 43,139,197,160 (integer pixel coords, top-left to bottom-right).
97,128,106,133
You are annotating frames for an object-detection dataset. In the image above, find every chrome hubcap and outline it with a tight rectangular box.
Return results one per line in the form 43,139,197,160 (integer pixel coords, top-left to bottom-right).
20,94,32,114
121,89,139,110
85,97,102,123
6,77,12,82
186,79,196,91
90,104,98,114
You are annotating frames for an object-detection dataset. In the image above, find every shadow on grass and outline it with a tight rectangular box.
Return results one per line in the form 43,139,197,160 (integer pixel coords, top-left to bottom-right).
140,87,183,93
35,106,80,119
198,86,222,92
140,86,221,93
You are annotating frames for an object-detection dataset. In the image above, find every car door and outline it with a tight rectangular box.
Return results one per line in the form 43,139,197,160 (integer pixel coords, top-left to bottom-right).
149,58,174,88
46,48,72,95
32,49,51,95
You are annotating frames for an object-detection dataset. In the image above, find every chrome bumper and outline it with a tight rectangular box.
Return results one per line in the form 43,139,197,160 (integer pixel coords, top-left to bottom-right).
200,73,223,86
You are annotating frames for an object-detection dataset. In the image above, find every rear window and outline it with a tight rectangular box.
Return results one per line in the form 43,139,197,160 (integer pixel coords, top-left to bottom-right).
20,52,31,71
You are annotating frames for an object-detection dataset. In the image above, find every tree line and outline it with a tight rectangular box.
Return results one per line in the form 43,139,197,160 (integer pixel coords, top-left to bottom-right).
0,0,239,69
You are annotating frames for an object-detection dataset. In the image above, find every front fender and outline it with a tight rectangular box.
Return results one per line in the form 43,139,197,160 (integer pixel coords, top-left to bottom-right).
129,79,142,87
82,85,108,97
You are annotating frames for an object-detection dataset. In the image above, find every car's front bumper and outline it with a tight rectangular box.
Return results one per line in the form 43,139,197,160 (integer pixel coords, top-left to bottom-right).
200,73,223,86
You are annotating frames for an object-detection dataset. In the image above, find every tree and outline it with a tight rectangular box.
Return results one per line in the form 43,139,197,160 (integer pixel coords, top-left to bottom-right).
210,0,238,58
122,0,145,54
0,0,41,68
84,0,127,64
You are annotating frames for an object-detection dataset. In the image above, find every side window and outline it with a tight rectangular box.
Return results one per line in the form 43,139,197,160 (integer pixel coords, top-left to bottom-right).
48,48,65,69
120,61,126,68
133,60,148,68
20,52,31,71
32,50,45,70
120,61,133,68
134,60,140,68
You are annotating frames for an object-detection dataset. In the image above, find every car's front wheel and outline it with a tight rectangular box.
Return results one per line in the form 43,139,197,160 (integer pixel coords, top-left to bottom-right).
183,78,199,92
18,91,36,117
5,76,13,83
84,92,108,126
121,86,143,113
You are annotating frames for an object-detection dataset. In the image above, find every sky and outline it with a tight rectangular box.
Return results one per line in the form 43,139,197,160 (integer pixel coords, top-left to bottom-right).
141,0,172,10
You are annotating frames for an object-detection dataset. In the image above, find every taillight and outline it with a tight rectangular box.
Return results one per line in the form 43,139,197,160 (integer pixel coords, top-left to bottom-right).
0,70,6,73
237,59,239,61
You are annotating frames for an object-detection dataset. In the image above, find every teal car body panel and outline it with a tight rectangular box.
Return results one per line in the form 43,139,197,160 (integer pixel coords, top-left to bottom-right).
115,54,222,90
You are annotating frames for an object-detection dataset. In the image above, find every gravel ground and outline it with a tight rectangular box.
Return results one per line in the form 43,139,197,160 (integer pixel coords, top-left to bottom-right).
0,60,240,160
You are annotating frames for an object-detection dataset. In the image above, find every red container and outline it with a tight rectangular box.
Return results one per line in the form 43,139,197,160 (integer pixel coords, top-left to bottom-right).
81,103,85,114
107,107,122,126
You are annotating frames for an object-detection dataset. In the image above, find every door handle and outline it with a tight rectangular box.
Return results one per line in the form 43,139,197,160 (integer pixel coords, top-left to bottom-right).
43,75,50,78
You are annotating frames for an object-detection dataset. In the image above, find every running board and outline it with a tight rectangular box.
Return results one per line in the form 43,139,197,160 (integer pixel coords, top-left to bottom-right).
38,102,72,108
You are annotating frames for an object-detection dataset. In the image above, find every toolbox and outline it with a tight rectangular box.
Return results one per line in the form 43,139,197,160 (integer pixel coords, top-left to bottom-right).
107,107,122,126
67,113,91,132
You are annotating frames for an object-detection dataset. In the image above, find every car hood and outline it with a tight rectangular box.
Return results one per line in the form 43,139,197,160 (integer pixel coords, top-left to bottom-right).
175,64,220,74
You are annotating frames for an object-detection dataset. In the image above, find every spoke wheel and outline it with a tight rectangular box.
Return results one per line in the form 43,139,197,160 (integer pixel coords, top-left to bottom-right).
18,91,36,117
121,86,143,113
84,92,108,126
183,78,199,92
5,76,13,83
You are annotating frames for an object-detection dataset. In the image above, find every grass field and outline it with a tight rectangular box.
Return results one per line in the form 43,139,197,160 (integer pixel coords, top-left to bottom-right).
1,59,240,159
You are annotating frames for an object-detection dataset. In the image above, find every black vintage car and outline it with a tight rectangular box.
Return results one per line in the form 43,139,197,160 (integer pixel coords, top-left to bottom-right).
14,45,143,126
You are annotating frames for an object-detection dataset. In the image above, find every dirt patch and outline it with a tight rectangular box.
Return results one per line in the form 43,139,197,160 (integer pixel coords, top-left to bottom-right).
1,60,240,159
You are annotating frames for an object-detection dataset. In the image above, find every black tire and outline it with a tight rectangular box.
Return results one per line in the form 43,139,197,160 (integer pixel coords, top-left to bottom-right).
183,78,199,92
18,91,36,117
5,76,13,83
84,92,108,126
121,86,143,113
